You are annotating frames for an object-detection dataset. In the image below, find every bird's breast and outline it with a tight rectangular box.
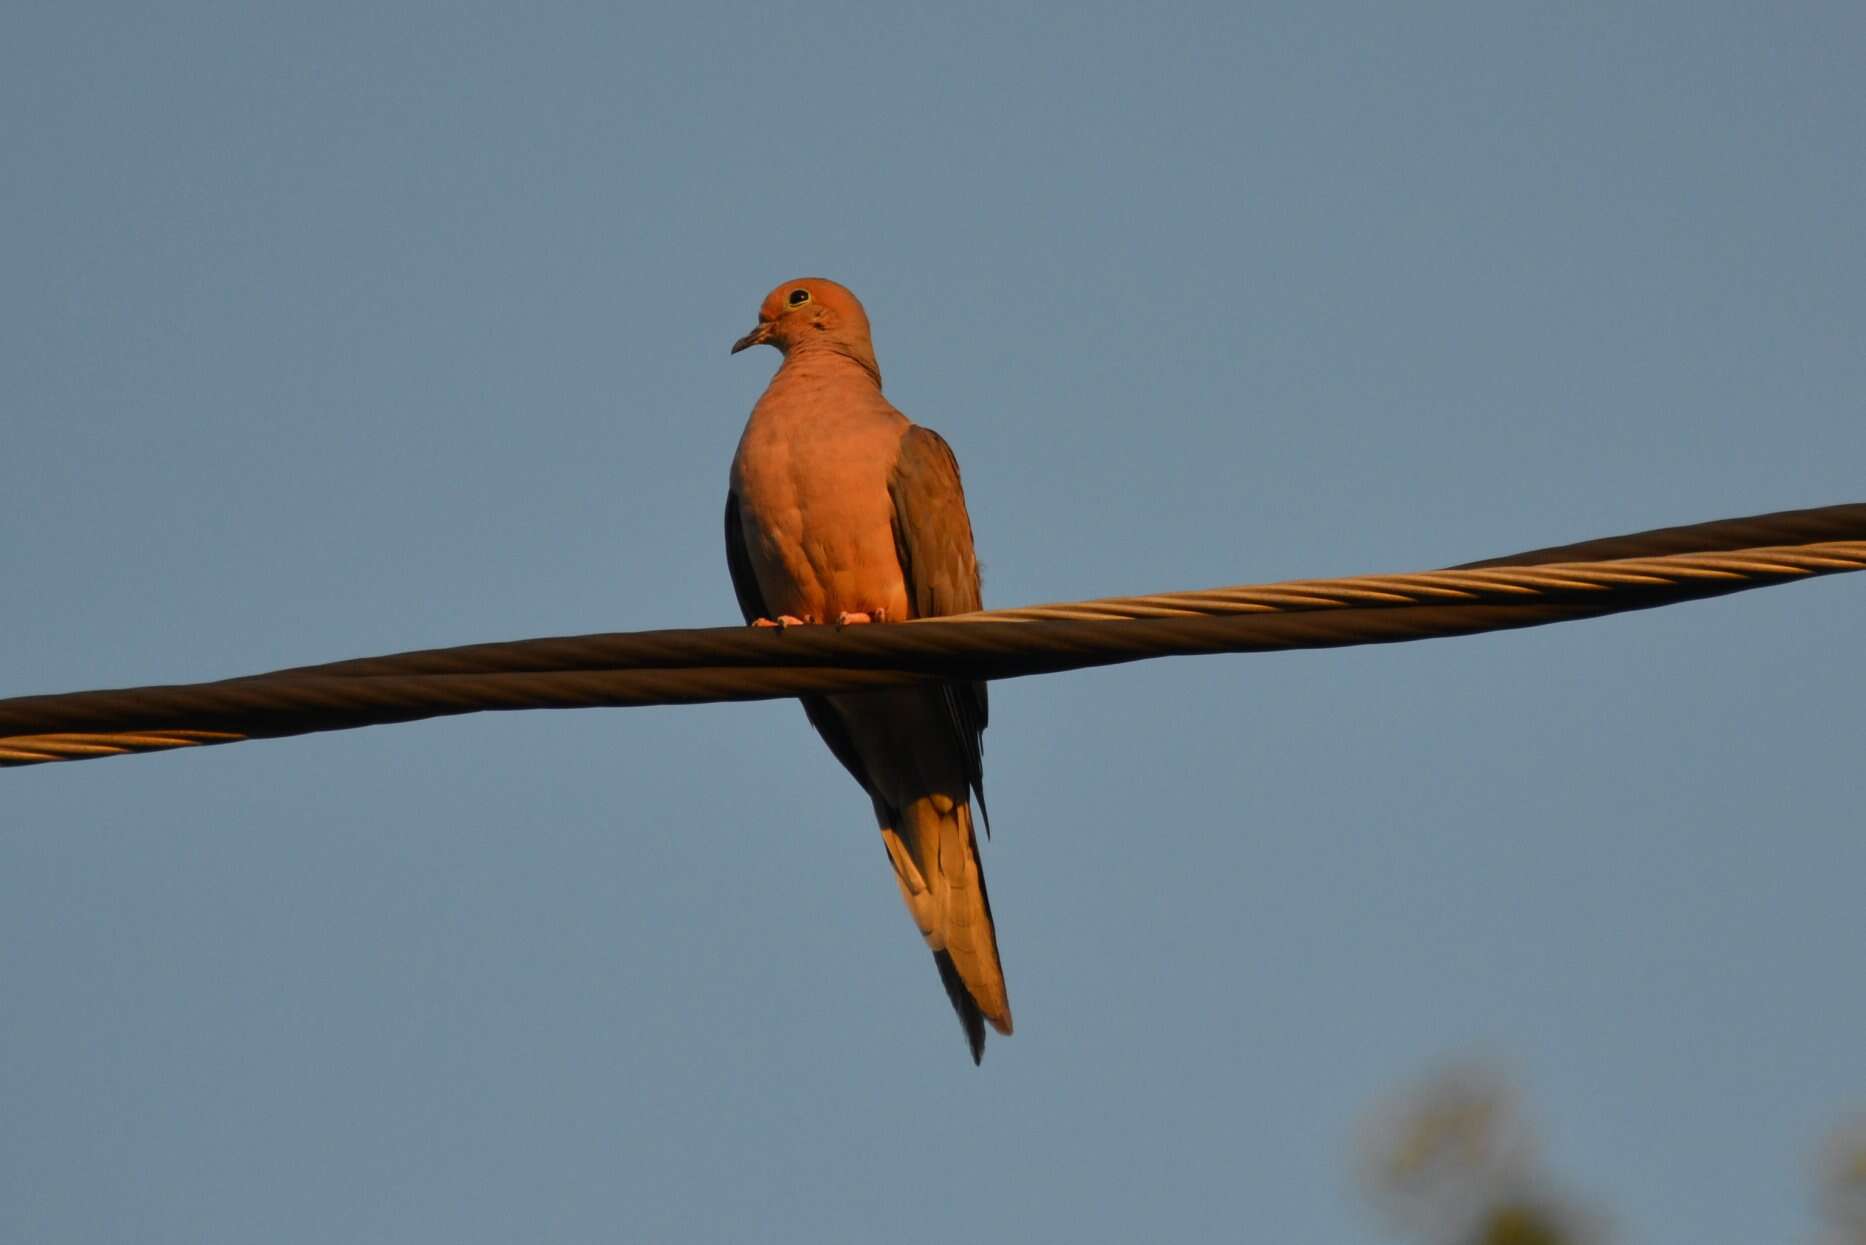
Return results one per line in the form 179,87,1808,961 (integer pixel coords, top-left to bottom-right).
730,374,912,623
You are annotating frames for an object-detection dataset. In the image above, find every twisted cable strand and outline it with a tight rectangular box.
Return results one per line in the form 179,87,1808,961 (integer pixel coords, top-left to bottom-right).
4,504,1863,768
0,731,246,765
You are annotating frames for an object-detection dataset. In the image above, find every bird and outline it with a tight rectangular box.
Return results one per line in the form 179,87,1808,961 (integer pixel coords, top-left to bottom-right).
725,277,1011,1063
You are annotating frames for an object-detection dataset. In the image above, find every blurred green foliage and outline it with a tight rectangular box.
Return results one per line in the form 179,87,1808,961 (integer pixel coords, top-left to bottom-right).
1361,1062,1864,1244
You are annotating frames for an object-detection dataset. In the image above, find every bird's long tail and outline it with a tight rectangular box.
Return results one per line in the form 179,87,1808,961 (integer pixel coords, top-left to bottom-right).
878,793,1012,1063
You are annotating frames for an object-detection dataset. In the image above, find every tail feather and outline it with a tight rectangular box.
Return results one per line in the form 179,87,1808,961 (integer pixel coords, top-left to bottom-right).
879,795,1011,1060
933,951,988,1064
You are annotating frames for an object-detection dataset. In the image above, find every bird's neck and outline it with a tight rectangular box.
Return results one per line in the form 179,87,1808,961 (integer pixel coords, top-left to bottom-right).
779,337,884,390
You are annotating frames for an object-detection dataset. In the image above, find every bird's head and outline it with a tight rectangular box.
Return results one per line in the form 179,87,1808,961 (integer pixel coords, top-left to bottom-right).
731,278,881,384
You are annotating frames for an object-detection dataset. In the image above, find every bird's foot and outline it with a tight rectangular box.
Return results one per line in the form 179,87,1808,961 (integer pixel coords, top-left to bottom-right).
752,614,813,629
835,607,889,627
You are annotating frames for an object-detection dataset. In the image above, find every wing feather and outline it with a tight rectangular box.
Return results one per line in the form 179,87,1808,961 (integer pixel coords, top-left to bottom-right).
887,427,991,828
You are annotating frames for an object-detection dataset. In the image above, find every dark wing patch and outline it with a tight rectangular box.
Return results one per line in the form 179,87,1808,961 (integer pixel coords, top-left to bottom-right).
887,426,991,829
723,490,768,625
726,489,879,797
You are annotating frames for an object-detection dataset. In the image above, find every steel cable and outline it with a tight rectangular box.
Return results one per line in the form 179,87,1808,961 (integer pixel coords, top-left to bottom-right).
4,503,1863,767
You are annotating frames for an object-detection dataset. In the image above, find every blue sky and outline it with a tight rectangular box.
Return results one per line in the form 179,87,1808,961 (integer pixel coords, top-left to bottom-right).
5,5,1864,1242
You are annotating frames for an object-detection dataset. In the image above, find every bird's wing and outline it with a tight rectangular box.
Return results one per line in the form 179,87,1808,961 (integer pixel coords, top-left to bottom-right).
722,488,768,624
887,425,991,827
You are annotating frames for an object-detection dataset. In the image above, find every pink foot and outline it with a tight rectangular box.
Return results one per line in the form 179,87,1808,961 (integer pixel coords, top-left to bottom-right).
752,614,812,629
835,607,889,627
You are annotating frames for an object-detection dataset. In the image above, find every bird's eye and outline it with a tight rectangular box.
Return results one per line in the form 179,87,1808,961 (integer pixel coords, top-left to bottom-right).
787,288,811,306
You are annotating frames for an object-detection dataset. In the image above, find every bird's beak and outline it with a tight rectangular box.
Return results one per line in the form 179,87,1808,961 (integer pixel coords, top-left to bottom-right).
731,322,773,354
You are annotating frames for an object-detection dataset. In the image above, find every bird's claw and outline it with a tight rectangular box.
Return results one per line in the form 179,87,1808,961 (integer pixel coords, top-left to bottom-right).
752,614,812,629
835,608,888,627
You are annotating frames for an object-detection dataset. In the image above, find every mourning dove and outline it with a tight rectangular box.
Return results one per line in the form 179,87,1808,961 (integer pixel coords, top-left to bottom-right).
725,277,1011,1063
